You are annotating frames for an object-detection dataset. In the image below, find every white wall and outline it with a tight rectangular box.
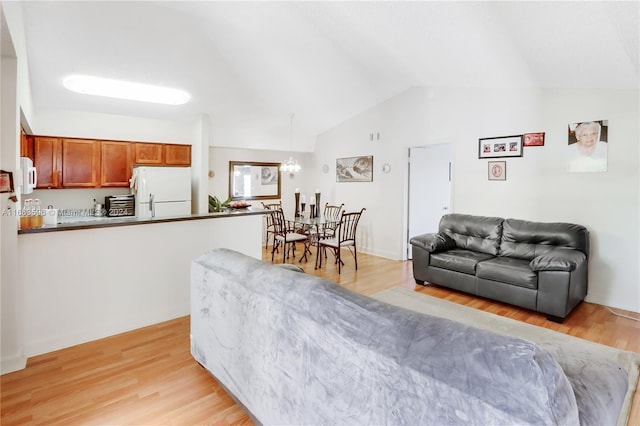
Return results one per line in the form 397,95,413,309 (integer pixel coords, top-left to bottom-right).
310,88,428,259
314,86,639,313
2,1,34,126
1,3,24,373
192,114,211,214
209,146,313,219
33,108,194,144
18,215,262,360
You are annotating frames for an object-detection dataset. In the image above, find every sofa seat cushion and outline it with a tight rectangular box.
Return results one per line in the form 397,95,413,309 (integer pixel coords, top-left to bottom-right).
476,257,538,290
430,249,495,275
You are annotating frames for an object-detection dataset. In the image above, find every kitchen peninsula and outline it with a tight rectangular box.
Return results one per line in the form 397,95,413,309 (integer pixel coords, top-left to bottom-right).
18,208,265,233
16,209,265,361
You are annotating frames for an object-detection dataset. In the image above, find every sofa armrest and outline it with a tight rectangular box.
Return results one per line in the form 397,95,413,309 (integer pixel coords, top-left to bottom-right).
530,249,586,272
410,233,456,253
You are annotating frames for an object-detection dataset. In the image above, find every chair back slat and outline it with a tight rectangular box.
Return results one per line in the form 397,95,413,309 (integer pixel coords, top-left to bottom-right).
262,201,282,229
262,201,282,210
336,208,365,244
270,208,287,234
322,203,344,234
323,203,344,221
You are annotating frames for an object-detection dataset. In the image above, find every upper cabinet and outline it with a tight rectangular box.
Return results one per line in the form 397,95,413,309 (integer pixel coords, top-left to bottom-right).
34,136,62,189
164,144,191,166
101,141,133,187
134,143,164,165
134,143,191,166
31,136,190,189
62,139,101,188
21,128,34,159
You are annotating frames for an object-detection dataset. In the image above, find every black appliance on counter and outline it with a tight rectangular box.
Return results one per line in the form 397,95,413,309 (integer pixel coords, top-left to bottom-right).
105,194,135,217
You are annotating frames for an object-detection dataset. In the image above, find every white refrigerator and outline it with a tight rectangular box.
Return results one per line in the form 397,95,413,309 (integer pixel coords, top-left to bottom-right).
131,166,192,219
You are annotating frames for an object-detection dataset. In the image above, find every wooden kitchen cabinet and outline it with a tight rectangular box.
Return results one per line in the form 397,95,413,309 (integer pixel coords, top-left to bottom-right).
32,135,191,189
134,143,191,166
21,129,34,160
164,144,191,165
134,143,164,164
101,141,133,187
61,139,100,188
34,136,61,189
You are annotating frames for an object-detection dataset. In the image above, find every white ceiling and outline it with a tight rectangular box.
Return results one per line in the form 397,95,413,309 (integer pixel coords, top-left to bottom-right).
21,1,639,151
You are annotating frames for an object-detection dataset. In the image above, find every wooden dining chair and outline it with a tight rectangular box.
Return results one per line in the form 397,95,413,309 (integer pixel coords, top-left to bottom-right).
315,208,365,273
270,208,308,263
262,201,282,248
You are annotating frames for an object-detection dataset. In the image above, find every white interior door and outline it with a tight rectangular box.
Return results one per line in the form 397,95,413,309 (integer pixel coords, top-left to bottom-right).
407,144,452,259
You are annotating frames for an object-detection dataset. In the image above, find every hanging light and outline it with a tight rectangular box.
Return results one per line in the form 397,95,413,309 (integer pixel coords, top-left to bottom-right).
280,113,301,174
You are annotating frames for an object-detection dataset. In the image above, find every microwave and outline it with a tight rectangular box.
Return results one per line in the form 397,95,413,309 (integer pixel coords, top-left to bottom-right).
105,195,135,217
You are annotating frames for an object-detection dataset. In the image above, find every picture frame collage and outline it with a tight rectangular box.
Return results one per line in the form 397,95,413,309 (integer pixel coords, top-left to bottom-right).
479,132,545,181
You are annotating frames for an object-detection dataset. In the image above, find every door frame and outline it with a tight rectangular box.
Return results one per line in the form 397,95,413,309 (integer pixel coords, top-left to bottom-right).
402,141,454,261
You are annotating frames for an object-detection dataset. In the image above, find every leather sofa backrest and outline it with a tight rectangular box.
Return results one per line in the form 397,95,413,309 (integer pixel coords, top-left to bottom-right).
500,218,589,260
439,214,504,256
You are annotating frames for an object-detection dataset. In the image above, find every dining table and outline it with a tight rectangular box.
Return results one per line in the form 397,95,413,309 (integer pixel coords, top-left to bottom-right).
290,214,338,264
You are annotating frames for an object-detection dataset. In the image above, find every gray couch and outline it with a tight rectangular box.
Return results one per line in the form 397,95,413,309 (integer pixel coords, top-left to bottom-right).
410,213,589,322
190,248,627,426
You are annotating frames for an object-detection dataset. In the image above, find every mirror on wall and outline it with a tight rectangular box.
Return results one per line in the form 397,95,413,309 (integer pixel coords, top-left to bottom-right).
229,161,281,200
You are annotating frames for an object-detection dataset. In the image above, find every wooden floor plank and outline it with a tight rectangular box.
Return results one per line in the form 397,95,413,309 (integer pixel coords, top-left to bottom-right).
2,246,638,425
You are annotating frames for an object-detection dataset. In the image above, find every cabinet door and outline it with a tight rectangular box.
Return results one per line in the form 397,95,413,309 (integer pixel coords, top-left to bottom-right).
134,143,164,164
62,139,100,187
165,144,191,166
101,141,133,187
34,137,61,189
21,129,34,160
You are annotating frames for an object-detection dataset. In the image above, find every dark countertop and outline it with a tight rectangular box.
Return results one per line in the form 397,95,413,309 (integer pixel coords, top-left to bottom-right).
18,208,268,234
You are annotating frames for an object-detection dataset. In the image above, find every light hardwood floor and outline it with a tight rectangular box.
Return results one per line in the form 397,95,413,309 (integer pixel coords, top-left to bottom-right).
2,246,639,425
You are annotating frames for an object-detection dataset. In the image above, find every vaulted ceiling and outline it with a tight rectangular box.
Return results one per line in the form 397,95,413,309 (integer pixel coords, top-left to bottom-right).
20,1,639,151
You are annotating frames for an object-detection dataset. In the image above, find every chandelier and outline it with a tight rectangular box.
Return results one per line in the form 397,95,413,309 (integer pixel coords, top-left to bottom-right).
280,113,301,174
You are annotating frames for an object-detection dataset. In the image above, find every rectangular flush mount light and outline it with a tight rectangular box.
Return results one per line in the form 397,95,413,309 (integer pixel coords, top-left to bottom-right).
63,75,190,105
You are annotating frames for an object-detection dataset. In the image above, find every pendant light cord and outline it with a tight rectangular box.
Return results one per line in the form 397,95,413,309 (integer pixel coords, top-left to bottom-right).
289,113,295,153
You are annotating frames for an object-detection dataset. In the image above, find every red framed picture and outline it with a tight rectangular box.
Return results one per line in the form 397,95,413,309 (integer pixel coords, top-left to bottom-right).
523,132,545,147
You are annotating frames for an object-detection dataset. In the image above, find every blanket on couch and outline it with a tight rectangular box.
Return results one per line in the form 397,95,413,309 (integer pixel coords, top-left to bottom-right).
191,248,628,425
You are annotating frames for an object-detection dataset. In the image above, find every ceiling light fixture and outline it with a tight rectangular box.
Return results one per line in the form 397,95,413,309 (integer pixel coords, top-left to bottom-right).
63,75,191,105
280,113,301,174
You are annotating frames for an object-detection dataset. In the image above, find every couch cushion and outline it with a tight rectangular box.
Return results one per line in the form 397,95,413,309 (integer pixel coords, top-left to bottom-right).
430,249,495,275
439,214,504,256
476,257,538,290
500,218,589,260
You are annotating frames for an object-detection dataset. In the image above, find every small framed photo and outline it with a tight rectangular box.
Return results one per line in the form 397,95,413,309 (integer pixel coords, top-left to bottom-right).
0,170,14,193
488,161,506,181
479,135,523,159
524,132,545,147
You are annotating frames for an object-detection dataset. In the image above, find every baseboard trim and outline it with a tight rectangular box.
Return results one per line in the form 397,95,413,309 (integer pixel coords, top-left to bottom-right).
1,354,27,374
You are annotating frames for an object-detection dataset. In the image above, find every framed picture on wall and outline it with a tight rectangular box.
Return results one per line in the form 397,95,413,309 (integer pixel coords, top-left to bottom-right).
0,170,14,193
524,132,545,147
488,161,506,181
478,135,523,159
567,120,608,173
336,156,373,182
